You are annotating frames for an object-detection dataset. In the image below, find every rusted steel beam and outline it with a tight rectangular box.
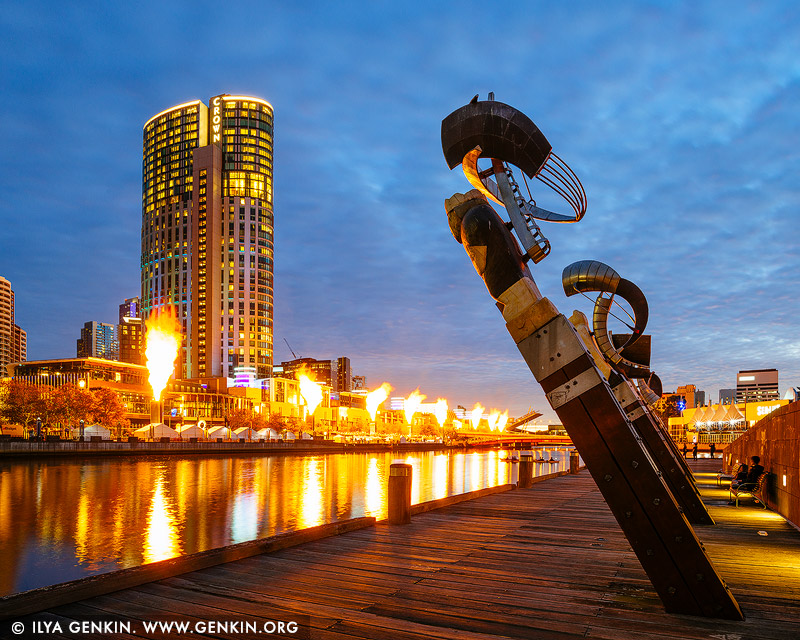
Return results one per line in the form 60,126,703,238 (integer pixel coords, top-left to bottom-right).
611,378,713,525
513,307,742,619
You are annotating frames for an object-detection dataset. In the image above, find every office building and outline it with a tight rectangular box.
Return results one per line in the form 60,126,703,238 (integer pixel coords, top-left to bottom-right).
736,369,779,403
279,356,352,392
141,95,274,380
719,388,736,404
119,316,144,365
119,297,140,324
76,321,119,361
0,276,26,376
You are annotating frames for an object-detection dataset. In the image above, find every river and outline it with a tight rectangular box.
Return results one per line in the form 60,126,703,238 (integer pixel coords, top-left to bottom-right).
0,447,570,596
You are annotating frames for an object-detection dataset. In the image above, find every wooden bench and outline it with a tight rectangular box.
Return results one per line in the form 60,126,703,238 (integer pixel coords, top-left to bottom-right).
729,472,768,508
716,472,734,487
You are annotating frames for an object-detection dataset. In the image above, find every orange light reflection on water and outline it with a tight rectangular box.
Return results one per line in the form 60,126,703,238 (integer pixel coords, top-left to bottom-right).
2,450,523,596
143,476,181,564
299,458,324,529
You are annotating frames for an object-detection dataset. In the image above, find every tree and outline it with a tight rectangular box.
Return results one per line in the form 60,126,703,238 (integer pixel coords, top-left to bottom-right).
50,384,95,431
227,407,255,432
89,388,130,436
0,380,42,429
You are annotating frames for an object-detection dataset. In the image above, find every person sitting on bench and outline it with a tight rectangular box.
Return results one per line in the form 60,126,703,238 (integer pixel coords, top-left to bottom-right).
728,456,765,504
731,462,749,486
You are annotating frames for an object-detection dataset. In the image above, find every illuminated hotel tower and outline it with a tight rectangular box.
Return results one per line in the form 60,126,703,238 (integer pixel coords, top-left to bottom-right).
142,95,274,379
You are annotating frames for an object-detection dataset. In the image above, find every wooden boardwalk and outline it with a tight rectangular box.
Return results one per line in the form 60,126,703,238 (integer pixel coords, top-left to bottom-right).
10,459,800,639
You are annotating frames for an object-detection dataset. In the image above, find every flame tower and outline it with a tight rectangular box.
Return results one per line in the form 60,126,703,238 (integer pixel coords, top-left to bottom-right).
141,95,274,379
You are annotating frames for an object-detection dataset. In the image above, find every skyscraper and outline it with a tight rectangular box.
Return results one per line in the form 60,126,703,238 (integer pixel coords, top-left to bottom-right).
0,276,26,375
141,95,274,380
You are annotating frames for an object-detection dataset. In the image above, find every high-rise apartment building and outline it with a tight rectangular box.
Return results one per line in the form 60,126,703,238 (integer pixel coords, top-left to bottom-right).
141,95,274,380
76,321,119,361
736,369,779,403
0,276,26,376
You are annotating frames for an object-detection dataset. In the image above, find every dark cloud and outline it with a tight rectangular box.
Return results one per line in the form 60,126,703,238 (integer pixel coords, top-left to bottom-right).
1,1,798,420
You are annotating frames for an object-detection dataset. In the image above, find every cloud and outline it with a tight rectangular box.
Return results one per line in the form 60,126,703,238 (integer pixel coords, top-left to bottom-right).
1,1,798,419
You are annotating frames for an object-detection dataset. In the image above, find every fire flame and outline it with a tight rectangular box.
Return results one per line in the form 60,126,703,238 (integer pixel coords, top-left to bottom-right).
497,411,509,431
366,382,392,422
145,309,181,400
470,403,484,430
433,398,448,427
298,369,323,417
404,389,426,425
453,419,463,430
487,411,500,432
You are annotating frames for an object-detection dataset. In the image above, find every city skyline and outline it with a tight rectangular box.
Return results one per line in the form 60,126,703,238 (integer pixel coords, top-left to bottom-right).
1,2,798,421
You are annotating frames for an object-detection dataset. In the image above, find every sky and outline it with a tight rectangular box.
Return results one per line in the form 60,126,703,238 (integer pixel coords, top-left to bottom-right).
1,1,798,422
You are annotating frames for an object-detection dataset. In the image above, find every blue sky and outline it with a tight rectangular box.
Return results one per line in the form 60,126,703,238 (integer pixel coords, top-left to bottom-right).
1,1,798,421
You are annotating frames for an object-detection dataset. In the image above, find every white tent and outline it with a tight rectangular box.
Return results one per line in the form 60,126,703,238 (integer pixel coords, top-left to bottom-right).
208,426,232,440
83,424,112,440
266,428,281,440
134,423,179,439
178,424,206,439
284,431,296,441
300,431,313,440
234,427,254,440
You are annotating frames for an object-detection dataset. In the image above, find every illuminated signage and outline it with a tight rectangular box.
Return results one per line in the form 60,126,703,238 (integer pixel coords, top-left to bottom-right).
756,404,779,416
738,375,755,382
211,96,222,145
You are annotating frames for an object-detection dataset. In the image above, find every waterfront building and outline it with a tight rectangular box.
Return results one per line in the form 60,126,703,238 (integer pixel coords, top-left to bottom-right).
9,358,150,427
736,368,779,403
667,398,789,444
76,321,119,361
141,95,274,381
0,276,26,376
8,358,255,432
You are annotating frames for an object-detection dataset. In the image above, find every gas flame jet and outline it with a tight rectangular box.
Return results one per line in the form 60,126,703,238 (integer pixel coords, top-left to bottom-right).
145,309,181,400
433,398,448,427
404,389,426,425
497,411,509,431
470,403,484,429
298,369,323,417
366,383,392,421
487,411,500,432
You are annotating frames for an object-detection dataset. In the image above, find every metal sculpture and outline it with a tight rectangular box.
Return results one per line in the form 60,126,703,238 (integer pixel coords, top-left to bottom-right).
561,259,711,524
441,95,742,619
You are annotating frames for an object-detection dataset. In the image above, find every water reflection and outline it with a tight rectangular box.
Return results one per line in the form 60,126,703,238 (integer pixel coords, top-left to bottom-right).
0,448,571,596
364,458,382,518
144,476,181,563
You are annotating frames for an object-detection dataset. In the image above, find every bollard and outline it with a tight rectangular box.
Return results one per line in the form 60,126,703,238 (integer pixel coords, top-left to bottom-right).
518,451,534,488
388,462,412,524
570,449,580,474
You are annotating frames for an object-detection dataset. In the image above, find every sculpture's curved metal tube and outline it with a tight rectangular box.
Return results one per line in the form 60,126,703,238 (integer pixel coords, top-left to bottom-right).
448,195,533,302
637,373,663,406
562,260,649,378
441,97,586,223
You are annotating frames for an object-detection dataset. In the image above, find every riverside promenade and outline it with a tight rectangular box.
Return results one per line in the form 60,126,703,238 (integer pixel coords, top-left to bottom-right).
5,460,800,639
